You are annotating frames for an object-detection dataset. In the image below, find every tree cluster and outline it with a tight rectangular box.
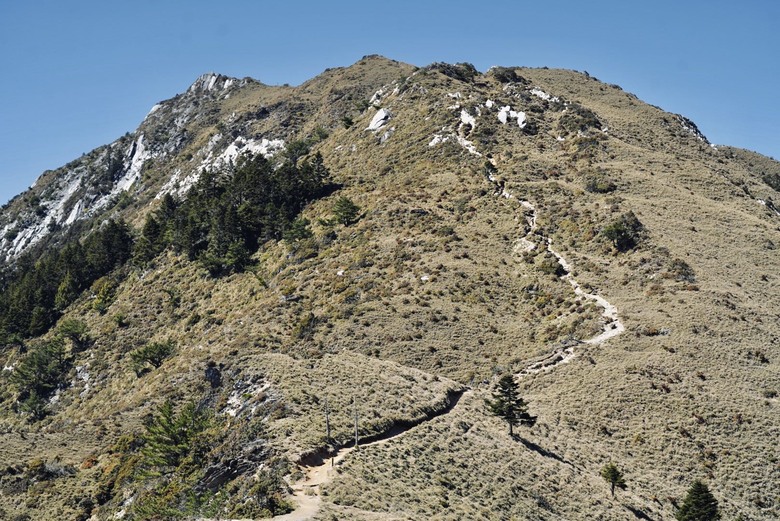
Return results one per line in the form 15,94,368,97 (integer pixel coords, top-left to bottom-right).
0,144,334,345
9,337,69,420
136,147,331,275
0,219,132,338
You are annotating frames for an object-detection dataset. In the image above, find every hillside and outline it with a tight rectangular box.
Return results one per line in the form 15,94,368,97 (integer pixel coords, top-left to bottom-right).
0,56,778,520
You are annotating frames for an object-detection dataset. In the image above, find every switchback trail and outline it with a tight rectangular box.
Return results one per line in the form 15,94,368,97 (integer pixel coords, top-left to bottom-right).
270,177,626,520
492,175,625,377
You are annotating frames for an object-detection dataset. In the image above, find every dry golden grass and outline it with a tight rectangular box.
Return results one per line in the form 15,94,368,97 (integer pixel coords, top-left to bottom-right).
0,57,778,520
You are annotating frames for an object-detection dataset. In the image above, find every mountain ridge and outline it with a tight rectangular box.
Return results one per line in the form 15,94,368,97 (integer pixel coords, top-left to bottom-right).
0,56,778,520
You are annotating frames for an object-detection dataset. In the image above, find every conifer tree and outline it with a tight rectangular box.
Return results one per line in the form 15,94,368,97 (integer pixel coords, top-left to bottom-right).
486,374,535,435
333,196,361,226
676,480,720,521
600,462,627,497
58,318,90,352
142,400,211,470
10,337,69,419
54,271,79,311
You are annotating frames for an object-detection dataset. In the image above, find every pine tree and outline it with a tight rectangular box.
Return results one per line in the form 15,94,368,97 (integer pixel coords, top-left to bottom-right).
58,318,90,352
600,462,627,497
10,337,69,419
333,196,361,226
142,400,211,470
54,271,79,311
676,480,720,521
486,374,535,435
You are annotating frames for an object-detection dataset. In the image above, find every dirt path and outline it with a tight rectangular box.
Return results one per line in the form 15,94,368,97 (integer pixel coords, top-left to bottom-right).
269,391,470,520
506,191,624,376
271,177,626,520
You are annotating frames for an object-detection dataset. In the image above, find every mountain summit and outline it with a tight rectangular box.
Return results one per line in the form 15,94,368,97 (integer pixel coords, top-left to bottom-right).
0,56,777,520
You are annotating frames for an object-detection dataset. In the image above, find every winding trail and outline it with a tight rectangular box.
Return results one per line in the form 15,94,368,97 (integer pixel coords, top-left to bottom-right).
510,196,625,377
271,391,470,521
270,172,626,521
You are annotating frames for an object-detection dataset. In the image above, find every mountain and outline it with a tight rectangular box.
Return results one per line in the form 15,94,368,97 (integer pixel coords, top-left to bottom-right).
0,56,778,520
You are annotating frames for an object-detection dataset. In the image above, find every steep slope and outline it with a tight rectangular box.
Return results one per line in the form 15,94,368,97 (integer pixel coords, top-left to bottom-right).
0,57,778,520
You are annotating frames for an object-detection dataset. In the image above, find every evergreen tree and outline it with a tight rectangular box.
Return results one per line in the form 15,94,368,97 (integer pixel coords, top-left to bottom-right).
142,400,212,470
333,196,361,226
130,339,175,375
58,318,90,352
283,217,313,243
676,480,720,521
486,374,535,435
600,462,627,497
10,337,69,420
54,271,79,311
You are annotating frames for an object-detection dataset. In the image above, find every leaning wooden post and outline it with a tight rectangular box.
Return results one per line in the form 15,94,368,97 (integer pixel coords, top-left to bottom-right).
324,397,331,443
353,398,359,450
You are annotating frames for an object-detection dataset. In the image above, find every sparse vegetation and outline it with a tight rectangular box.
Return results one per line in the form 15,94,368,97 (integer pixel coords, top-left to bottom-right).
0,58,777,521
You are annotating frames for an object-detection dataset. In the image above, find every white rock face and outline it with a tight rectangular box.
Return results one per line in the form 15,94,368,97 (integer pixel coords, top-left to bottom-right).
366,108,392,131
498,106,511,124
90,135,151,215
460,109,476,129
497,106,527,128
530,87,559,103
158,136,286,200
188,73,235,93
215,137,285,166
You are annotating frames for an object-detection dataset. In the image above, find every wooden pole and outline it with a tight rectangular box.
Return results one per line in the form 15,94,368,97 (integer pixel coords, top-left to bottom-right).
353,398,359,450
324,397,331,442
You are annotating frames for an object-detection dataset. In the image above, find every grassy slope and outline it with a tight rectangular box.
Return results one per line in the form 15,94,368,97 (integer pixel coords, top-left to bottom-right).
0,58,777,520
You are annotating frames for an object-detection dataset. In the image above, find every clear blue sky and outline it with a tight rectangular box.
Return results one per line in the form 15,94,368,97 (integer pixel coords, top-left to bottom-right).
1,0,778,205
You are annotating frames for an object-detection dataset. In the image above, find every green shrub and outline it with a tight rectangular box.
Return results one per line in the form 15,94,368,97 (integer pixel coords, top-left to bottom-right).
130,339,175,375
488,66,522,83
558,103,601,134
667,258,696,282
762,172,780,192
583,171,616,193
112,312,129,328
602,212,643,252
428,62,479,82
536,253,567,276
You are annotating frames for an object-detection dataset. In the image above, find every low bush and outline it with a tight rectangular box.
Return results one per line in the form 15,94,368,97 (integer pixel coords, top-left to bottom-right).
583,170,616,193
601,212,644,252
130,339,175,376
